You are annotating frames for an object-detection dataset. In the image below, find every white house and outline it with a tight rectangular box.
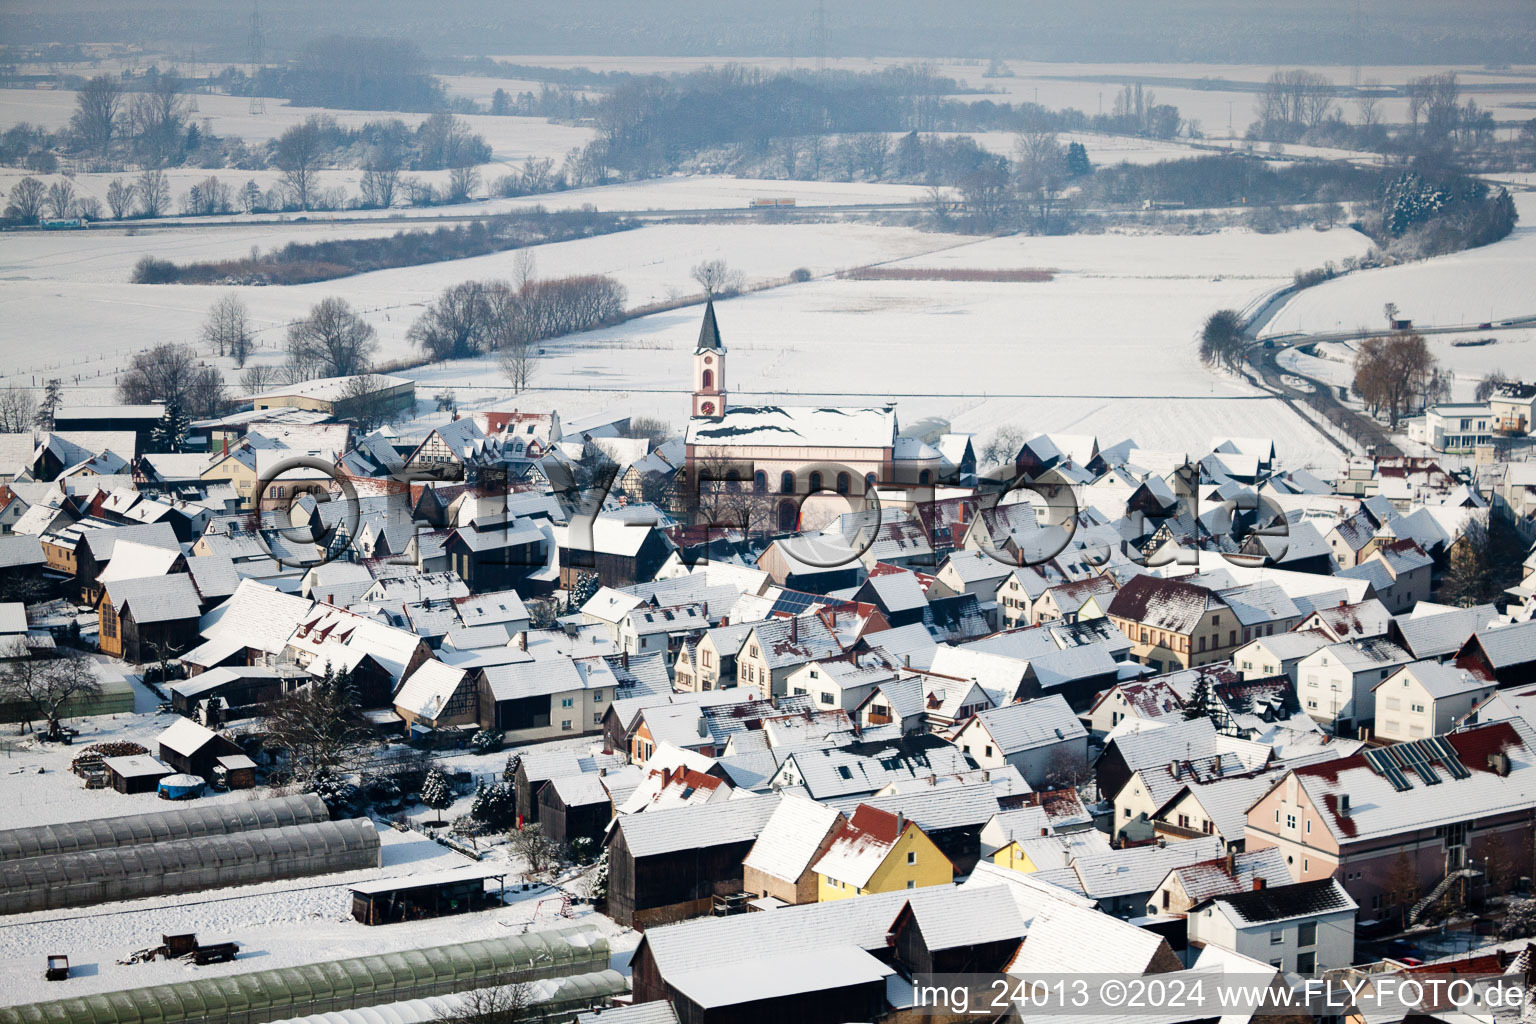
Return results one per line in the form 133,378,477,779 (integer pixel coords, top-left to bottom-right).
1231,631,1332,683
782,658,897,712
1187,877,1356,976
1295,637,1414,734
1420,403,1494,454
1372,661,1497,742
950,695,1088,789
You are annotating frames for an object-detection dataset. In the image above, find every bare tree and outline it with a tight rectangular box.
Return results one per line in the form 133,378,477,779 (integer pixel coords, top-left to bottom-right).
409,281,494,360
135,168,170,217
202,294,254,366
0,646,104,740
506,823,559,877
497,341,539,394
186,365,228,418
70,75,125,157
512,248,537,291
1014,130,1066,233
440,980,539,1024
118,341,199,406
690,259,744,298
446,163,482,203
1353,332,1437,429
273,118,325,211
1355,80,1382,128
336,373,396,431
6,177,47,224
1475,369,1510,402
44,179,76,220
105,178,136,220
0,385,37,433
127,73,189,167
286,297,378,378
261,665,371,785
240,364,281,395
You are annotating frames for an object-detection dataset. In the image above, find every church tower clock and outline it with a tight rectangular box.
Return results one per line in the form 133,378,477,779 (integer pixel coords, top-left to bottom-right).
692,298,727,419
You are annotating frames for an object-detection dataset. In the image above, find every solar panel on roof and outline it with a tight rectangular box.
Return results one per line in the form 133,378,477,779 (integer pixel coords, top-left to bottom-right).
772,590,821,615
1365,747,1412,792
1400,742,1442,785
1429,736,1472,780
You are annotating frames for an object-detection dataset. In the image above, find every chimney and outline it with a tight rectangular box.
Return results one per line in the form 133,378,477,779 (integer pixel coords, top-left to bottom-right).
1169,760,1180,780
896,811,906,834
1339,793,1351,816
928,775,937,786
791,617,798,642
1489,751,1511,777
1252,876,1266,891
1040,827,1049,836
1226,849,1235,875
904,654,911,669
661,767,671,786
599,767,607,777
621,651,630,670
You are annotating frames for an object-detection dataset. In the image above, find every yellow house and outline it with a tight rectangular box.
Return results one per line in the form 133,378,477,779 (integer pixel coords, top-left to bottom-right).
814,804,952,901
992,839,1043,873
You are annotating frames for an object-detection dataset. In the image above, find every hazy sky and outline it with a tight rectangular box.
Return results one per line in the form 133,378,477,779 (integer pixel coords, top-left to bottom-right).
3,0,1531,65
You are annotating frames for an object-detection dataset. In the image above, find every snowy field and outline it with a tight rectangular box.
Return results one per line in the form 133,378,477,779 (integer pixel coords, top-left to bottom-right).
0,88,594,165
1259,193,1536,377
390,223,1374,470
0,221,974,394
0,218,1371,469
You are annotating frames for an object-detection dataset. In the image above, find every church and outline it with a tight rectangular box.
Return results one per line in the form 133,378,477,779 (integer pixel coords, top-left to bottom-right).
681,300,945,530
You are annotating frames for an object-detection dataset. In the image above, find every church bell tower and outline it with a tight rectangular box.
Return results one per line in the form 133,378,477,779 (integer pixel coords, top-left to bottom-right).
692,298,727,419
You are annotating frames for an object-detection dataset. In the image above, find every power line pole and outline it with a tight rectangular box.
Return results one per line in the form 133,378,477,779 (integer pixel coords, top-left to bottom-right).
248,1,266,115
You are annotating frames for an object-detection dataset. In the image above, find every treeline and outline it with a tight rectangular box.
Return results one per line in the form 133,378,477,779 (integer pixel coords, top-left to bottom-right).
284,36,444,112
409,275,628,362
584,66,1184,179
129,207,634,285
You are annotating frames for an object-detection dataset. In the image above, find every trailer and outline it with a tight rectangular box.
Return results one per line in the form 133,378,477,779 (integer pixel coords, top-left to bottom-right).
749,197,797,208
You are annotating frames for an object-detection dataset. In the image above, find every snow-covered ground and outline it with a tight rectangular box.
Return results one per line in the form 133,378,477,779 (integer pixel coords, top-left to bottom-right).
391,223,1373,470
0,89,594,165
0,218,1371,470
0,706,632,1009
1260,192,1536,378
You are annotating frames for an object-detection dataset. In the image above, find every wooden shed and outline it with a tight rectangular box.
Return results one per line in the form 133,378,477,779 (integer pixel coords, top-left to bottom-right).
157,717,242,779
349,865,507,926
102,754,173,794
215,754,258,790
537,774,613,846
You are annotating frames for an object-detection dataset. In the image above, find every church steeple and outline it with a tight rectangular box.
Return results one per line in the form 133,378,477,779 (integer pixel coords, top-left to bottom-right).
692,299,727,418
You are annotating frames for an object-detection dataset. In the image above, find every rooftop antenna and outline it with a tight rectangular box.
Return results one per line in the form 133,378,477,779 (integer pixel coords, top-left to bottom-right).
248,1,266,115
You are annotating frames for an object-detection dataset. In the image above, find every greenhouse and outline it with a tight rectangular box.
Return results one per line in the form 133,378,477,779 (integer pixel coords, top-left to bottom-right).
0,817,379,914
0,925,614,1024
0,793,330,862
263,969,629,1024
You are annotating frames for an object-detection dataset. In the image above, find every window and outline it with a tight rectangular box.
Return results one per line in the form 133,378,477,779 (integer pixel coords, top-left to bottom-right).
820,692,835,705
808,471,823,492
1297,922,1317,946
906,880,916,889
907,851,916,865
1286,813,1296,829
561,697,574,708
561,720,572,731
919,470,932,485
754,471,767,493
593,690,604,702
701,368,713,389
593,714,602,725
984,745,993,757
1296,951,1315,975
1411,703,1425,713
865,472,877,490
836,472,850,494
1270,929,1284,945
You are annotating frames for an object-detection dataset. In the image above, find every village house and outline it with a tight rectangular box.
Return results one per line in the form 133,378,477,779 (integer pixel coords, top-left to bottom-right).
391,660,479,738
1146,847,1292,916
1294,636,1414,734
536,773,614,847
1106,574,1237,672
1339,539,1434,614
782,658,896,713
605,794,782,929
98,574,203,663
1187,877,1356,976
1232,630,1333,683
826,783,1000,875
814,804,953,901
1149,769,1284,849
734,613,845,696
156,717,243,779
741,796,847,907
1456,620,1536,688
1371,661,1497,743
949,695,1088,789
1244,722,1536,917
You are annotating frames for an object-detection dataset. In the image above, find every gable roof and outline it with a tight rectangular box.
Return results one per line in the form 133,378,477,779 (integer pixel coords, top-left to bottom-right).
1107,575,1220,633
964,695,1086,754
813,804,913,888
158,716,220,758
1196,877,1356,925
392,660,469,720
615,793,780,858
104,574,202,623
743,796,845,883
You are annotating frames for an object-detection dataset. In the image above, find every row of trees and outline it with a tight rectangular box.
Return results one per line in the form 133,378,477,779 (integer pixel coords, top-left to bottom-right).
408,264,625,391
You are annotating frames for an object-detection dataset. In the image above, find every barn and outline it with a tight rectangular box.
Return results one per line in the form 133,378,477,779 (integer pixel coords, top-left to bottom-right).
537,773,613,846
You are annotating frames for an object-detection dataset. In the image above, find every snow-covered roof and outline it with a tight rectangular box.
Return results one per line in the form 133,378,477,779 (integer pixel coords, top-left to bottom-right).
812,804,910,888
245,373,412,403
1197,877,1356,926
199,579,315,656
157,717,221,758
616,793,779,858
686,404,897,449
104,574,203,623
742,795,845,883
392,661,469,721
1006,896,1169,975
962,695,1085,754
827,781,1001,833
666,945,893,1009
481,656,584,702
1067,834,1226,899
1377,660,1492,700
